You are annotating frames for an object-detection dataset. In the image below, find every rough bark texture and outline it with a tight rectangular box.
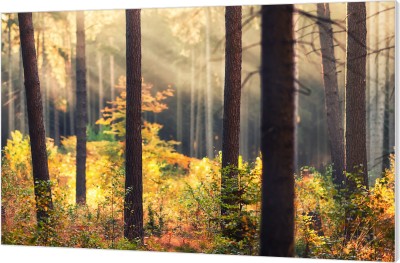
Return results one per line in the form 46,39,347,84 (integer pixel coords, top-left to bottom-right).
221,6,242,237
75,11,87,205
259,5,295,257
18,12,53,224
345,2,368,188
317,3,345,187
124,9,144,243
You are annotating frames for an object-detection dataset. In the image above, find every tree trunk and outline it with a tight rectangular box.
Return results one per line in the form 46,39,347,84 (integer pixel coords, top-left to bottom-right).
19,47,26,134
98,50,104,121
345,2,368,187
18,12,53,225
176,68,183,153
124,9,144,244
87,54,92,126
109,37,115,104
205,8,214,158
76,11,87,205
221,6,242,239
195,63,203,158
189,48,196,157
317,3,345,187
8,16,15,136
52,78,60,146
259,5,295,257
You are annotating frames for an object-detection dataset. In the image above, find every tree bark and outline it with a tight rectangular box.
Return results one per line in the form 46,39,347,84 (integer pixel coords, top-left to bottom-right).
124,9,144,244
221,6,242,238
317,3,345,187
18,12,53,225
75,11,87,205
19,47,26,134
345,2,368,187
259,5,295,257
8,16,15,136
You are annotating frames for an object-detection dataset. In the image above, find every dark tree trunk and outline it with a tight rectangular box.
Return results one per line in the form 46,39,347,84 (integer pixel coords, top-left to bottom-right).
124,9,144,244
316,3,345,187
345,2,368,188
75,11,87,205
221,6,242,239
259,5,295,257
18,12,53,225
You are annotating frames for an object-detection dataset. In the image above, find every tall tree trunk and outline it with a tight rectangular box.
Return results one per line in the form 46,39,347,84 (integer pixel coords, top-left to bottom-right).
205,7,214,158
240,87,248,161
87,54,92,126
221,6,242,239
317,3,345,187
176,68,183,153
98,50,104,121
195,62,203,158
41,30,48,137
76,11,87,205
109,37,115,104
189,48,196,157
382,3,393,171
345,2,368,187
18,12,53,225
69,43,75,136
367,2,378,175
52,79,60,146
19,47,26,134
8,16,15,136
124,9,143,243
372,2,386,179
259,5,295,257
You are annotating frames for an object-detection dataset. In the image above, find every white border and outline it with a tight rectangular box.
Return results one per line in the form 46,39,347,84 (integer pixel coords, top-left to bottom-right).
0,0,398,263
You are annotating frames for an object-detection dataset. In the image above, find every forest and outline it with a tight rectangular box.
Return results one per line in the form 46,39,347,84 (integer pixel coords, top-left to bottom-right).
0,2,396,261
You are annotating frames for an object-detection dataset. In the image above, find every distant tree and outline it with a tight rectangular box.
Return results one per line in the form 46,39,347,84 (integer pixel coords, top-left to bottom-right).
205,7,214,158
345,2,368,187
75,11,87,205
8,14,15,137
18,12,53,225
316,3,345,187
221,6,242,239
259,5,295,257
124,9,144,244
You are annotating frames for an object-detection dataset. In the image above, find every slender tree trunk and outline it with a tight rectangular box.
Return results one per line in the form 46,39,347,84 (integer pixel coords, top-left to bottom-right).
195,63,203,158
189,48,196,157
98,51,104,120
69,42,75,136
109,37,115,104
75,11,87,205
176,68,183,152
8,17,15,136
221,6,242,239
259,5,295,257
41,30,48,137
52,78,60,146
19,47,26,134
368,2,377,174
345,2,368,187
124,9,143,243
317,3,345,187
87,54,92,126
240,87,248,161
18,12,53,225
205,8,214,158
